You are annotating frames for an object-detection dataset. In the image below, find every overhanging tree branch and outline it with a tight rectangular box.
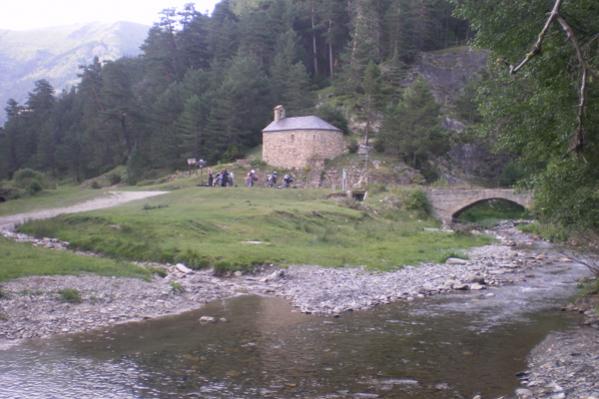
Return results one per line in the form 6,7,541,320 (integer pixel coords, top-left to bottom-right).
508,0,589,154
509,0,562,74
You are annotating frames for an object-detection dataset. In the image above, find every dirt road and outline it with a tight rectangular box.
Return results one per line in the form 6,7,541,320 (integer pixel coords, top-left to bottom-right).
0,191,168,232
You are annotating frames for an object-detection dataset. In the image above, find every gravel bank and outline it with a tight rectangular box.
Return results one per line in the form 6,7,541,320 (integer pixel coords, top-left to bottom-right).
514,328,599,399
0,223,567,346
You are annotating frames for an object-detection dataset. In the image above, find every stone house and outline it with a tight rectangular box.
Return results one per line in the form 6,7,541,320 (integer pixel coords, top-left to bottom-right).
262,105,345,169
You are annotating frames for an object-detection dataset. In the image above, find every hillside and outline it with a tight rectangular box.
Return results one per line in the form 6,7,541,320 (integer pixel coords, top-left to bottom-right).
0,21,149,123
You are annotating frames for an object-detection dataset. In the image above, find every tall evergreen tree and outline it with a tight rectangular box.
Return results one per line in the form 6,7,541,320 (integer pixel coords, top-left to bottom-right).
378,78,448,177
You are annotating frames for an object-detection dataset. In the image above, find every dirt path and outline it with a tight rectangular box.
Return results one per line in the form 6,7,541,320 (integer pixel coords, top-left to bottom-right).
0,191,168,232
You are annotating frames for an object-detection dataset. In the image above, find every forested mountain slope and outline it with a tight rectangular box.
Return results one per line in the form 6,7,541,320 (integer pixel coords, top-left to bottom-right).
0,0,473,183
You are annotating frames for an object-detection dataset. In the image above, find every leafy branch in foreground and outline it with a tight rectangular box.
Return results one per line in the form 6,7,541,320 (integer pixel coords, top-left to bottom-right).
508,0,592,155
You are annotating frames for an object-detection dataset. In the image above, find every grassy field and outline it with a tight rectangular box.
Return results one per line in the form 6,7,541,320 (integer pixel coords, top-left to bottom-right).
19,187,491,272
0,237,150,283
0,185,108,217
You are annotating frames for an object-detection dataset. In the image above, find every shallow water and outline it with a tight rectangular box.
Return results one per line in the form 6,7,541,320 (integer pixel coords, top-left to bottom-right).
0,253,587,399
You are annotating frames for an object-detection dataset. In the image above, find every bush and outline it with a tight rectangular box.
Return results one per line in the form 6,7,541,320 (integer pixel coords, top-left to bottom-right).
348,138,359,154
58,288,82,304
27,180,43,195
13,168,48,195
170,281,185,294
108,173,122,185
90,181,101,189
0,286,8,299
250,159,267,169
315,104,349,134
404,189,431,218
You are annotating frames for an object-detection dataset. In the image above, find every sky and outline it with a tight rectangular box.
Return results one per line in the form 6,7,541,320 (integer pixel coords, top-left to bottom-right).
0,0,221,30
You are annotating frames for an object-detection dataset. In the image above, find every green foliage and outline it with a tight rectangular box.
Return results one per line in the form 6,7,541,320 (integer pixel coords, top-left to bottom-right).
519,222,569,242
170,281,185,294
454,0,599,232
221,144,243,163
58,288,82,304
348,138,359,154
126,146,145,185
13,168,48,195
378,78,449,179
403,189,431,218
315,105,348,134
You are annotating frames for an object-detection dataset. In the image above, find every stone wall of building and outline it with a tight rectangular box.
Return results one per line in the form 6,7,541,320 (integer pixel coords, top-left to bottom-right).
263,130,346,169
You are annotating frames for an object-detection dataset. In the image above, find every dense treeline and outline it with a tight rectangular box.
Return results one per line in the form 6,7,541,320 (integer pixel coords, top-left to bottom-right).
0,0,469,183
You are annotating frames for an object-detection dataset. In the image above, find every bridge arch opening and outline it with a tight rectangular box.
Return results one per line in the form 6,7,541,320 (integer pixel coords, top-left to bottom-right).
452,198,529,224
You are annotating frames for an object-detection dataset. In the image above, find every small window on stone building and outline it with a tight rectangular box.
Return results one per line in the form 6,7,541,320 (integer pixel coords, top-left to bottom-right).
291,134,295,142
313,134,316,140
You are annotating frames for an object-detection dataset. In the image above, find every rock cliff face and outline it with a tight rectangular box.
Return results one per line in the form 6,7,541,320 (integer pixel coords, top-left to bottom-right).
406,46,488,109
0,21,148,124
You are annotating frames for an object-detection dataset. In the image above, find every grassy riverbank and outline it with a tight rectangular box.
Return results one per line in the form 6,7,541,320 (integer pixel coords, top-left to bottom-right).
19,187,491,272
0,237,150,282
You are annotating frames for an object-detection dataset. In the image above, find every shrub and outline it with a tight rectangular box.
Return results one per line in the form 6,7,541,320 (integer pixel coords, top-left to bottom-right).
108,173,122,185
13,168,48,195
90,180,102,189
348,138,359,154
221,144,243,163
27,180,43,195
58,288,82,304
250,159,267,169
368,183,387,194
0,286,8,299
404,189,431,218
170,281,185,294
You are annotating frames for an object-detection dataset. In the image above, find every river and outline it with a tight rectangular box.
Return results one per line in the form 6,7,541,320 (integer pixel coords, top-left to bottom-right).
0,250,588,399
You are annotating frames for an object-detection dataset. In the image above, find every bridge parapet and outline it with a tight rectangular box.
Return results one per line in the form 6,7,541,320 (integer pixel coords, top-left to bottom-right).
426,188,533,225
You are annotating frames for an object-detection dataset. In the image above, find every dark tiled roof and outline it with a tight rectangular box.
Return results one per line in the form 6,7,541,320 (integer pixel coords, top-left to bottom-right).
263,116,342,133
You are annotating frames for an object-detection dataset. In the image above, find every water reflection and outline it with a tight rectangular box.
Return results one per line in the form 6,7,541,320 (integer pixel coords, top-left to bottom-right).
0,294,579,399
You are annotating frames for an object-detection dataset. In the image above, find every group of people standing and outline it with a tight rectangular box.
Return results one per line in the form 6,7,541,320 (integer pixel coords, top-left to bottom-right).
206,169,294,188
207,170,234,187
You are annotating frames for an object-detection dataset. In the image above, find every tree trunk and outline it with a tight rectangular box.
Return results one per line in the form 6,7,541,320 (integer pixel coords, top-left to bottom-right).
311,0,319,76
328,19,334,77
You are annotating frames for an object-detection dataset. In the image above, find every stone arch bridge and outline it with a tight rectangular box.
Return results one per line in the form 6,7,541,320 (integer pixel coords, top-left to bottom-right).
426,188,533,225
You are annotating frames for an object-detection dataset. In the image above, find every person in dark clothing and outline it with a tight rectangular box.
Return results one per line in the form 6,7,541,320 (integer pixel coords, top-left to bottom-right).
283,174,294,188
207,171,214,187
221,170,229,187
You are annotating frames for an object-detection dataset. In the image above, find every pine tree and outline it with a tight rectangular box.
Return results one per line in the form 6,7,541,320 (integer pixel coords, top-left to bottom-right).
270,30,314,114
378,77,448,176
209,0,240,62
360,61,382,146
348,0,382,86
177,4,212,70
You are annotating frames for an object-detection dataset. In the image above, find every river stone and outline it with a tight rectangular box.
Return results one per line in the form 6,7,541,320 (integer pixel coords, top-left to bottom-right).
446,257,468,265
469,283,486,291
515,388,533,398
199,316,216,323
176,263,192,274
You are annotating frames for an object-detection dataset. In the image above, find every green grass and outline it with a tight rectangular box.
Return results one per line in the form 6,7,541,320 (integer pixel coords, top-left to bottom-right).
0,237,151,282
0,185,107,217
455,199,530,227
19,187,491,272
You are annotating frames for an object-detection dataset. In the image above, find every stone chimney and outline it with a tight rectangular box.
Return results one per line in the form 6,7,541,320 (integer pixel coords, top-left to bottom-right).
274,105,286,122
